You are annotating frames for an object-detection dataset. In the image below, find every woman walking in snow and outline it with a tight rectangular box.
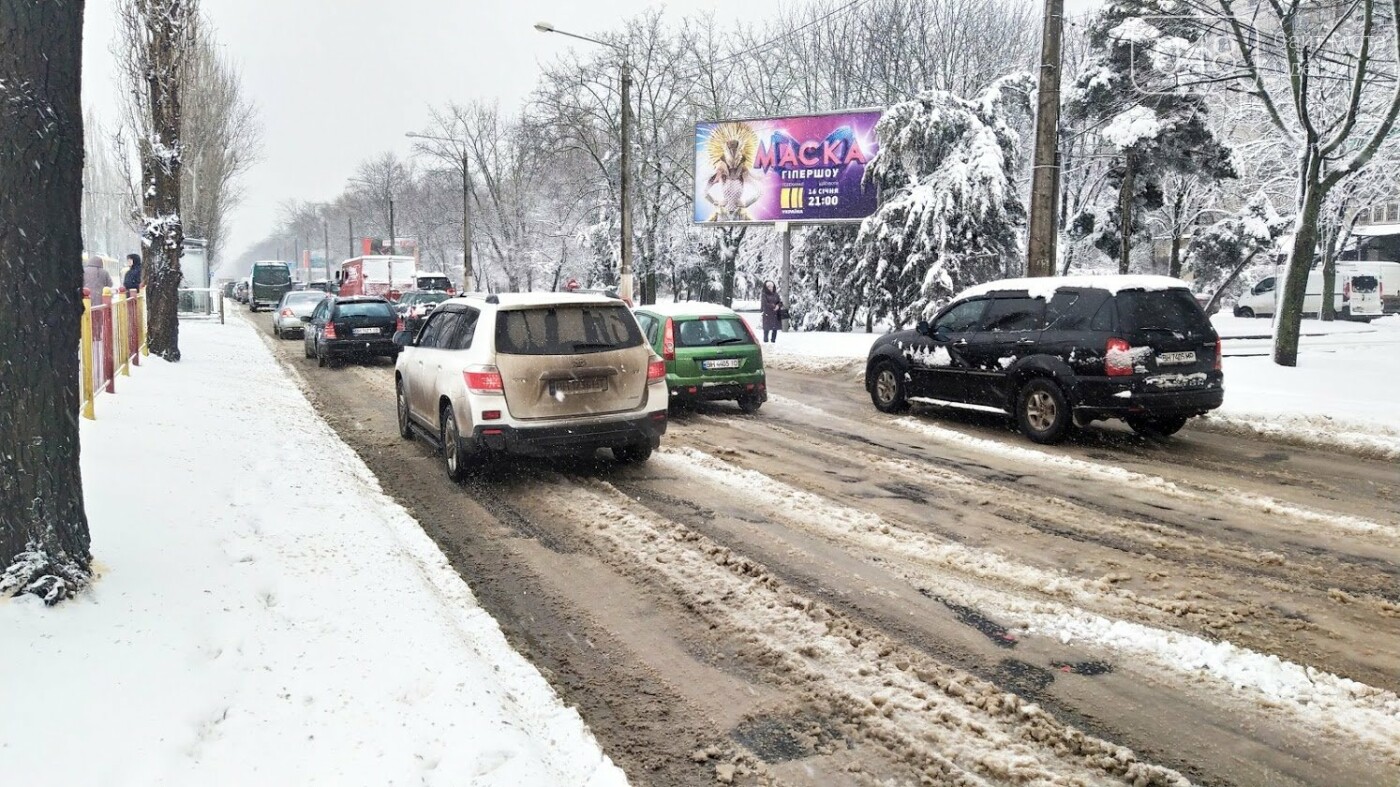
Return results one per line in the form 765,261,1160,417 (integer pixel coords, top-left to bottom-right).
760,280,783,344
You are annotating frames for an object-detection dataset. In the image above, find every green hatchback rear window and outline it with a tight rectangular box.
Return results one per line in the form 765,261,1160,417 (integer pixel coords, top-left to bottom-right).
674,318,753,348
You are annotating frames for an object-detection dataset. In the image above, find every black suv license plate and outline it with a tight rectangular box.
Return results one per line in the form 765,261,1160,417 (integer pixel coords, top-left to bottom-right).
1157,351,1196,366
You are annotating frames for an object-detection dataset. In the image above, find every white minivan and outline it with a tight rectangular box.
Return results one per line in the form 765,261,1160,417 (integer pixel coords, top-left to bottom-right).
1235,261,1399,321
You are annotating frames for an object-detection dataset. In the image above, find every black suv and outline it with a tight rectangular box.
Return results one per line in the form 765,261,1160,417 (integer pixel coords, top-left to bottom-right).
864,275,1223,443
303,296,403,368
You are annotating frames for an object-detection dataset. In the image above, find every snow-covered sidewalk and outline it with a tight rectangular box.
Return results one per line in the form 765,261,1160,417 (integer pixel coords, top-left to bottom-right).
0,320,626,786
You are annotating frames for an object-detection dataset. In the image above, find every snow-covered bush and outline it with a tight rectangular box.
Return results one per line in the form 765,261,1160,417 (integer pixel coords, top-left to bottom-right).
1188,192,1290,311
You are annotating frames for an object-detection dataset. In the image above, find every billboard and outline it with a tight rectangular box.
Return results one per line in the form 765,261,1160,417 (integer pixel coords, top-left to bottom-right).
693,110,881,225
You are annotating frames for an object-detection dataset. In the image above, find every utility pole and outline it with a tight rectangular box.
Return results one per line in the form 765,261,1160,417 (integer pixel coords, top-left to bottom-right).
462,154,474,285
1026,0,1065,278
533,22,633,302
348,217,354,259
322,217,330,280
619,59,634,303
388,199,396,255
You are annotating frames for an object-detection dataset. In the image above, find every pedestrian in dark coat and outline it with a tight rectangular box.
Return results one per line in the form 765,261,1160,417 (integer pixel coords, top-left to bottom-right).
760,280,783,343
123,253,143,293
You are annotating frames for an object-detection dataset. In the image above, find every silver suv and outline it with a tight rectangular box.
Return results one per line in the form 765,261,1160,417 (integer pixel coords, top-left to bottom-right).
393,293,669,479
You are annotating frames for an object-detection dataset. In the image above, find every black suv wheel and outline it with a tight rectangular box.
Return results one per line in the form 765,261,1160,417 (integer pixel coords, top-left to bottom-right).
869,361,909,413
1016,378,1071,444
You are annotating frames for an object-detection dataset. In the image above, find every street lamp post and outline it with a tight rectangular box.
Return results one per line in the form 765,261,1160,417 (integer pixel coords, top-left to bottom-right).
406,131,474,287
534,21,634,303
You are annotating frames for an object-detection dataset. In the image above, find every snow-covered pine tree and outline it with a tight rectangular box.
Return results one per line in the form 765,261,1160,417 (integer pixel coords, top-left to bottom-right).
853,73,1034,329
1066,0,1235,274
791,225,862,331
1188,192,1291,314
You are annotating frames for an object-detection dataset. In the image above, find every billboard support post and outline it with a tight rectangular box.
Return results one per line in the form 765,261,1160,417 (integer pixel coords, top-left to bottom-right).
775,221,792,319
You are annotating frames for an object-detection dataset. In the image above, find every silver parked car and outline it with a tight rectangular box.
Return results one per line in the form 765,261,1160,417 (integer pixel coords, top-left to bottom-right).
272,290,329,339
392,292,669,479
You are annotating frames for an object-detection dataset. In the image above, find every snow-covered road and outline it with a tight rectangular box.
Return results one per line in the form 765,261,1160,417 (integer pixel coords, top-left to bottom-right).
243,308,1400,785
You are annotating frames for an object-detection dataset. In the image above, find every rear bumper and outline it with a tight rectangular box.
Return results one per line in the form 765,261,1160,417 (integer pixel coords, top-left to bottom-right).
324,337,397,357
1072,375,1224,419
669,377,767,402
471,412,668,456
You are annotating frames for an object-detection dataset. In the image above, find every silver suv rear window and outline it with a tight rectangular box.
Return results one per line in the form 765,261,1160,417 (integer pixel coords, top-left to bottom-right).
495,304,643,355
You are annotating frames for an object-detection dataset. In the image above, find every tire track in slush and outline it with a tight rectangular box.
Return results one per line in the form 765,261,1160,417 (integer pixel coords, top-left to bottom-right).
635,446,1400,771
511,475,1192,787
673,415,1400,656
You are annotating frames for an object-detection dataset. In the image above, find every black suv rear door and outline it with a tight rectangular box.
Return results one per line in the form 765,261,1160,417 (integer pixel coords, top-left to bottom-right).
961,295,1046,409
1115,289,1218,379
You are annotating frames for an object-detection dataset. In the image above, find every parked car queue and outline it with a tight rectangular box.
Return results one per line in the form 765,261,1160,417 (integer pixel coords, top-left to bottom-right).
255,273,1222,479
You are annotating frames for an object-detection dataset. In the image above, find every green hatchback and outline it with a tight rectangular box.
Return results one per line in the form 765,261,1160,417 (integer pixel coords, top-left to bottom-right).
633,302,767,413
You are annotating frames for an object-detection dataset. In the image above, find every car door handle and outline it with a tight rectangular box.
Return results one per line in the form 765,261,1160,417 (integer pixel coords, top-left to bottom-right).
953,339,968,347
1016,338,1036,345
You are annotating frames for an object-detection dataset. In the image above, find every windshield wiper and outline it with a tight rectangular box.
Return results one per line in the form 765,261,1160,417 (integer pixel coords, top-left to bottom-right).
715,337,747,345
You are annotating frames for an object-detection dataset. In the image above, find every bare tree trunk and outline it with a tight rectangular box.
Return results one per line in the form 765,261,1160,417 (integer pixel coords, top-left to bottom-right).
1206,249,1261,315
128,0,194,362
1320,229,1339,322
0,0,93,603
1275,152,1326,367
1118,156,1135,275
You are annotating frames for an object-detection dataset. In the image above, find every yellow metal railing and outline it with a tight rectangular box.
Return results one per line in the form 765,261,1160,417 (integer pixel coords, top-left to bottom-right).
79,286,148,420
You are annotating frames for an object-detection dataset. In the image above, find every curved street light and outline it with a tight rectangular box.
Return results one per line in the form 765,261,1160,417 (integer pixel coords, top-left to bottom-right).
535,21,634,303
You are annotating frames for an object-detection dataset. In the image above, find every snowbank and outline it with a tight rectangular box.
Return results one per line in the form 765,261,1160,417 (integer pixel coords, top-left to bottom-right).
0,321,626,787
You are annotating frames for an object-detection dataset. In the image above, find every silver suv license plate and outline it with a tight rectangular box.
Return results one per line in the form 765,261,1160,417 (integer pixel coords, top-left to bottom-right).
1157,351,1196,366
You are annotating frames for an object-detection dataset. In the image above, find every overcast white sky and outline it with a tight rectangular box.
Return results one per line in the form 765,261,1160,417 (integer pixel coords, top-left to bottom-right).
82,0,1098,264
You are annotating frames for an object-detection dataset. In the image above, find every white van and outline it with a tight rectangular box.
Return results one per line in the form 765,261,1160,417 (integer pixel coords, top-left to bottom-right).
1235,261,1400,321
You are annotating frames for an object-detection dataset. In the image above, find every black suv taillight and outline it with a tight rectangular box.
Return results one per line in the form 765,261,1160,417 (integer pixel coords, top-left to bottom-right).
1105,338,1133,376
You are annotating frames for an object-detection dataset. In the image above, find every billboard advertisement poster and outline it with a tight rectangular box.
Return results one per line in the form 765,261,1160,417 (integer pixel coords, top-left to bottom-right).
693,110,881,225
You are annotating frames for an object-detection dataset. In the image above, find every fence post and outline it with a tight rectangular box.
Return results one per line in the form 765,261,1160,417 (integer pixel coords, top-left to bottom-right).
80,288,95,420
116,288,131,377
101,287,115,393
138,288,148,357
130,288,141,366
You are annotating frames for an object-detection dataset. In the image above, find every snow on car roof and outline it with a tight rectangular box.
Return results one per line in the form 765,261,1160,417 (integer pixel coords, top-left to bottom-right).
450,291,622,308
634,300,738,318
956,274,1191,301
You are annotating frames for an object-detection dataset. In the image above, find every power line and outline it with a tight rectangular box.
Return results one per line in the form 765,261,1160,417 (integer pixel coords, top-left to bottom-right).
674,0,874,84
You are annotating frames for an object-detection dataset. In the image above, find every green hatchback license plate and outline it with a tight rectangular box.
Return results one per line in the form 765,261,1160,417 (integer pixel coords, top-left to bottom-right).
702,359,743,370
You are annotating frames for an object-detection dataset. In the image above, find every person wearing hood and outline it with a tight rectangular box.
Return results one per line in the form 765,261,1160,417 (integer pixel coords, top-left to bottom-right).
83,254,113,297
123,253,143,293
82,255,114,339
